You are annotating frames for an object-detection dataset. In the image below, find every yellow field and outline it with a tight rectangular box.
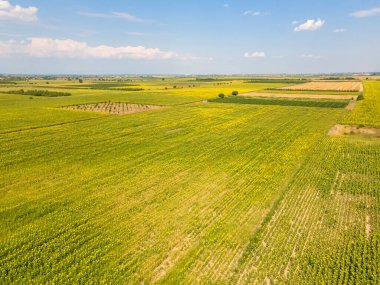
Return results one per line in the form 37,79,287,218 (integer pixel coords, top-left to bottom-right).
1,78,379,284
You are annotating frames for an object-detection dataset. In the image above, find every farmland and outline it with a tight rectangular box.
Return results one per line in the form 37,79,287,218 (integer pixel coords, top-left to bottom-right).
210,96,349,108
343,81,380,126
63,102,163,115
238,91,358,100
0,77,379,284
277,81,363,92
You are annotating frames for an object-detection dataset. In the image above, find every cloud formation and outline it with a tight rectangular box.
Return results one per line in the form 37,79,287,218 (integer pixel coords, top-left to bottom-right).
350,7,380,18
78,11,147,23
301,54,323,59
333,28,346,33
243,10,268,16
294,19,325,32
0,0,38,21
0,38,180,60
244,51,266,58
127,32,144,36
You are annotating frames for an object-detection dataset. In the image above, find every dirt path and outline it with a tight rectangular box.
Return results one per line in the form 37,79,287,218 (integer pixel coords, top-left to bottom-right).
359,82,364,92
239,92,357,100
345,101,358,110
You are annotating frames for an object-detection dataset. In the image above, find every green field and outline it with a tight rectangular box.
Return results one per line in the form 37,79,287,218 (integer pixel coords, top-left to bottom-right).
210,96,349,108
0,77,379,284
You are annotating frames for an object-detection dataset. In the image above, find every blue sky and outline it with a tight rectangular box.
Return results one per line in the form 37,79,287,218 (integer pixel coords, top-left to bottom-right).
0,0,380,74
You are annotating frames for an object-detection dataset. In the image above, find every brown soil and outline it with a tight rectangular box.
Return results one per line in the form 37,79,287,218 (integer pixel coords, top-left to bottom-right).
239,92,357,100
366,215,371,239
278,81,362,92
62,102,163,115
345,101,358,110
328,124,380,139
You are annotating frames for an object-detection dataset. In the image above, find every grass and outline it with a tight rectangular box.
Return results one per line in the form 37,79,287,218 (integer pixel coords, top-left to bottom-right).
0,77,378,284
210,96,349,108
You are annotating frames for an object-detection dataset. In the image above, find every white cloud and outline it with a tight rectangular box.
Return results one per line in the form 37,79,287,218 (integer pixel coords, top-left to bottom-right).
127,32,144,36
0,0,38,21
301,54,323,59
112,12,144,22
0,40,16,55
244,51,266,58
223,4,229,8
243,10,268,16
294,18,325,32
291,20,298,25
0,39,28,55
333,28,346,33
350,7,380,18
78,11,147,23
0,38,181,60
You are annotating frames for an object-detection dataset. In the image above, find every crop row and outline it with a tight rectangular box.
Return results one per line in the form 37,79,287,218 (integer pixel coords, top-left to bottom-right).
0,103,346,284
234,137,379,284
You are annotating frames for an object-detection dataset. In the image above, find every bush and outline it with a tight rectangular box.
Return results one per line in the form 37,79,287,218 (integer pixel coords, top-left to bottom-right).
218,93,225,98
357,94,364,101
232,91,238,96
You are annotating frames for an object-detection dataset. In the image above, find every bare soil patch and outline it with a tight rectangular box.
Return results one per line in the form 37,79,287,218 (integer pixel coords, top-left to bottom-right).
328,124,380,139
345,101,358,110
366,215,371,239
239,92,357,100
278,81,362,92
62,102,163,115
